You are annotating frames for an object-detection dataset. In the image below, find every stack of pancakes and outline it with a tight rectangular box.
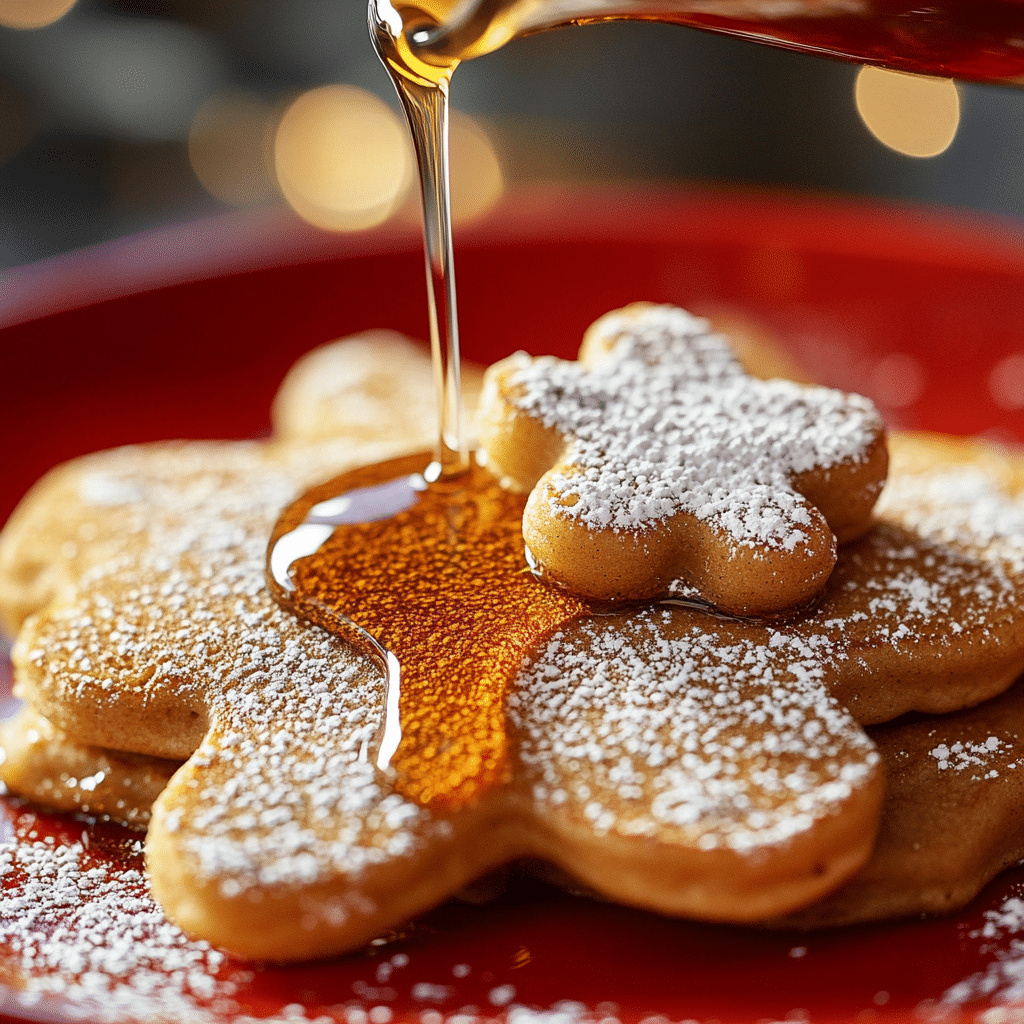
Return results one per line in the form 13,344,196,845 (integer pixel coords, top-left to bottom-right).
0,321,1021,961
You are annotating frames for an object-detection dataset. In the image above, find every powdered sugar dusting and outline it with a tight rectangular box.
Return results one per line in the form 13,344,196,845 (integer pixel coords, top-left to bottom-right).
930,738,1019,779
511,606,878,852
0,829,230,1022
502,305,882,546
0,815,501,1022
973,896,1024,942
878,469,1024,579
942,889,1024,1011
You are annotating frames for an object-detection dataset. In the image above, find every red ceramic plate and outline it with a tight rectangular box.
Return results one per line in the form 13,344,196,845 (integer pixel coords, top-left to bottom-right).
1,186,1023,1024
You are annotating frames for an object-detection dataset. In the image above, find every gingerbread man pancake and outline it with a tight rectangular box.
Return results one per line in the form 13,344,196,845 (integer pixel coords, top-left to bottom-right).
0,441,883,959
477,303,888,615
5,437,1024,928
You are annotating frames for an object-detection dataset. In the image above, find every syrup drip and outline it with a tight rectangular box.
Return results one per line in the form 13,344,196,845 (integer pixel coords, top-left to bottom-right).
369,0,466,478
267,452,590,810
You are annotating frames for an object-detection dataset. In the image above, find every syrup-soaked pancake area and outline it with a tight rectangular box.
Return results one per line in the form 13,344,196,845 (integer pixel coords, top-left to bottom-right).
268,454,590,809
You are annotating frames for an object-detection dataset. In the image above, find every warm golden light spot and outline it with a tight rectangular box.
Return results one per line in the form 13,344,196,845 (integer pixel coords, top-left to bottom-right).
449,111,505,224
0,0,76,28
855,66,960,158
274,84,412,232
188,90,277,208
990,352,1024,410
870,352,925,409
397,108,505,228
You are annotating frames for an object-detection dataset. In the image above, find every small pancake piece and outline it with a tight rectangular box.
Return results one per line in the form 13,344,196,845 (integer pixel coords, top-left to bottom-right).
478,303,887,616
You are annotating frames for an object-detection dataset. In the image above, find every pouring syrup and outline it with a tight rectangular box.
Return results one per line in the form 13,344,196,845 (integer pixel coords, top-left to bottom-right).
366,0,1024,474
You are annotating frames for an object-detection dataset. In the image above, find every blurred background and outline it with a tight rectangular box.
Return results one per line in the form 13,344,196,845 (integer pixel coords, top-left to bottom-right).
0,0,1021,267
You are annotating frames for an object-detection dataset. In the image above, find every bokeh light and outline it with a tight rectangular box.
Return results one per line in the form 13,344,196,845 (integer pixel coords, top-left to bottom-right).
990,352,1024,410
273,84,413,232
449,111,504,224
869,352,925,409
189,89,277,208
396,109,506,228
855,66,960,158
0,0,76,30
